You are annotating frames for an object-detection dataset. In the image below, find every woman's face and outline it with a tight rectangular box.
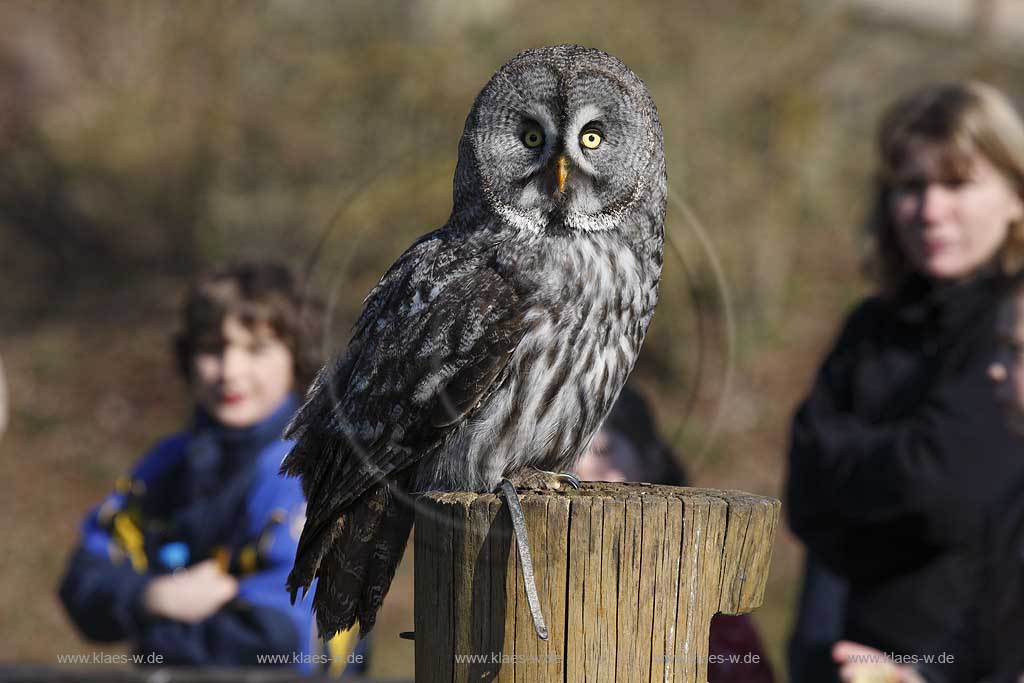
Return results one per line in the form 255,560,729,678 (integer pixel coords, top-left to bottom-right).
190,315,295,428
888,144,1024,281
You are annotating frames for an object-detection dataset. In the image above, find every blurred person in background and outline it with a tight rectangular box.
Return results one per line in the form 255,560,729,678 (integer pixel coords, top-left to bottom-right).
786,81,1024,679
833,275,1024,683
787,556,848,683
58,262,365,676
576,384,776,683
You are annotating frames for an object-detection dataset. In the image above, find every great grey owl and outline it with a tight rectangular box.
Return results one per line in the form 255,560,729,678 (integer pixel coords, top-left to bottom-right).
281,44,666,639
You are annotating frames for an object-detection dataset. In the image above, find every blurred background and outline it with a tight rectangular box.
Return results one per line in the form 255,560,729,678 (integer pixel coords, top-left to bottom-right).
1,0,1021,678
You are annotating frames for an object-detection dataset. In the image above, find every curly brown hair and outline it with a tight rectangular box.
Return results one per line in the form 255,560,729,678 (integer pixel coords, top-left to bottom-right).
864,81,1024,295
173,261,324,393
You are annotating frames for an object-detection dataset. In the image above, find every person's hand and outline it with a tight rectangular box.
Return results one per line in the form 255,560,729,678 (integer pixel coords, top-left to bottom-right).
833,641,926,683
142,559,239,623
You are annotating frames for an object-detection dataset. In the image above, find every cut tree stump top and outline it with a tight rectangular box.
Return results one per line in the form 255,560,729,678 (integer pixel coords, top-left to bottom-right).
414,482,781,683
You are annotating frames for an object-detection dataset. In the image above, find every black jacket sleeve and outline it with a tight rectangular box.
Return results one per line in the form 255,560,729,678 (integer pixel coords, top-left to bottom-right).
786,300,1016,581
913,514,994,683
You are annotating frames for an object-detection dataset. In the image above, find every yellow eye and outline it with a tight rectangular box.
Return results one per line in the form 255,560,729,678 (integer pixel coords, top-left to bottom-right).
523,128,544,148
580,129,602,149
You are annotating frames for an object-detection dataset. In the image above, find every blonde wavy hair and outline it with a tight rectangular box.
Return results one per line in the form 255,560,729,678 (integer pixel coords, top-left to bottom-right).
864,81,1024,295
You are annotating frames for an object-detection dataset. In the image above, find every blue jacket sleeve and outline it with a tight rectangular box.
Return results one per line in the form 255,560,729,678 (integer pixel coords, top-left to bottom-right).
132,603,302,667
57,437,187,642
58,517,153,642
133,444,315,668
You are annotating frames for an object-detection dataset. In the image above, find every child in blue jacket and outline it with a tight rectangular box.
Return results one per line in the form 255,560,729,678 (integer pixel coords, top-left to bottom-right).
58,262,362,673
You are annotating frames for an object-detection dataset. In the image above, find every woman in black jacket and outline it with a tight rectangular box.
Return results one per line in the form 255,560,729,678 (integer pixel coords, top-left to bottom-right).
786,81,1024,673
835,278,1024,683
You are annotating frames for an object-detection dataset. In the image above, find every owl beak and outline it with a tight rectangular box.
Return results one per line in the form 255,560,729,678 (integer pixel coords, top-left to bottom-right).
555,155,569,195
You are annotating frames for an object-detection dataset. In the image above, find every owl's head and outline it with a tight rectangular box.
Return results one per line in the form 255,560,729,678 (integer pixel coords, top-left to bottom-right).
454,45,665,234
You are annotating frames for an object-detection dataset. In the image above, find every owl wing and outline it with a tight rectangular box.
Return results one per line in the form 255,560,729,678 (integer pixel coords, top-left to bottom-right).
281,230,528,555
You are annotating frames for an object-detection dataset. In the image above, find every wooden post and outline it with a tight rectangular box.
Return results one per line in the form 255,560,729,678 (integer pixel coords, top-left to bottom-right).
414,482,780,683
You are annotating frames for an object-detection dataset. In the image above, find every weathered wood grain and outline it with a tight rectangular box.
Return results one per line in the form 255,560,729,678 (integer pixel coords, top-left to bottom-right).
615,495,643,683
415,483,780,683
415,496,454,683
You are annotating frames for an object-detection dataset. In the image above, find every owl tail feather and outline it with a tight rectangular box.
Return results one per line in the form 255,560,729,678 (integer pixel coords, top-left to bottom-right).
298,481,415,641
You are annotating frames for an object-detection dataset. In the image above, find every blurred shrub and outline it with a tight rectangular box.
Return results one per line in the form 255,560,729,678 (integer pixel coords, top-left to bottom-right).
1,0,1022,455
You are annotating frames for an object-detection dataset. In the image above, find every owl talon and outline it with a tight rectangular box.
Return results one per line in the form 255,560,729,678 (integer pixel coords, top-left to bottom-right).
554,471,581,490
499,478,549,640
507,467,579,491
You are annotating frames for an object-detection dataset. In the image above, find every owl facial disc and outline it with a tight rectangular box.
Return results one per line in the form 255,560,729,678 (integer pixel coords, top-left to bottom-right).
454,45,663,235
